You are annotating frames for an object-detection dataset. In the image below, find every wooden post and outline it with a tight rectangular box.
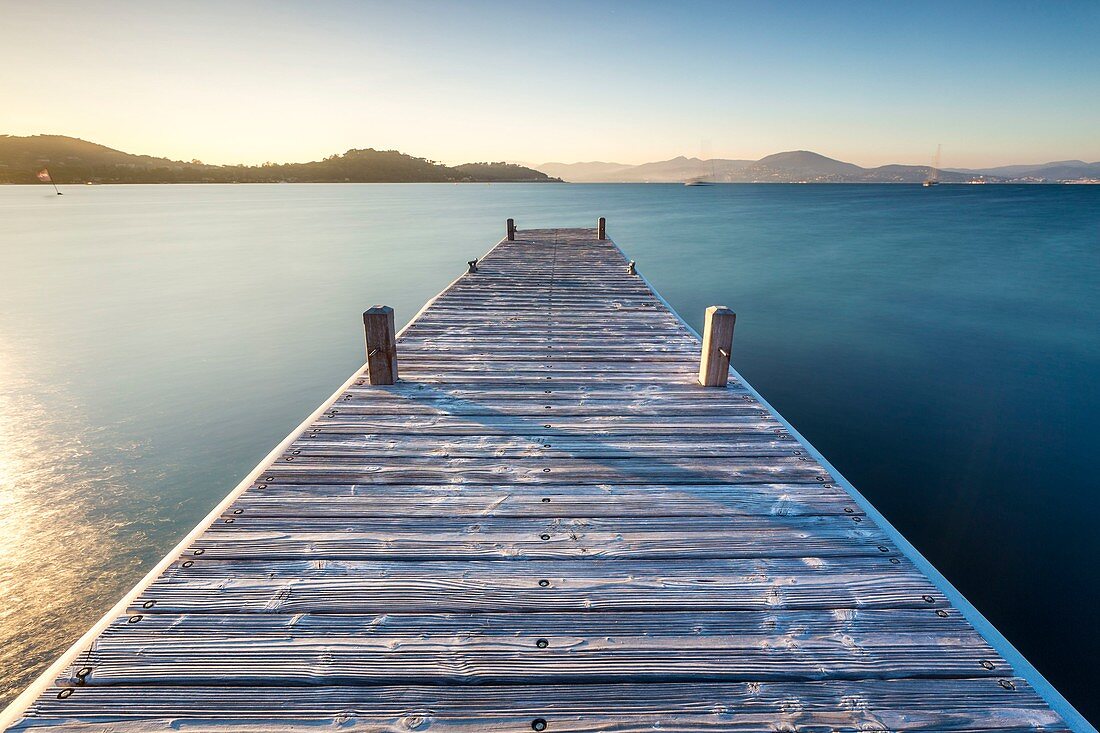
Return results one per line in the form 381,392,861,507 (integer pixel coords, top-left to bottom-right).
698,306,735,387
363,305,397,385
597,217,606,240
506,218,515,241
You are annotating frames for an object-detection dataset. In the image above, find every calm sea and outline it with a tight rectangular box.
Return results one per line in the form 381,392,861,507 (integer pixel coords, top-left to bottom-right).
1,183,1098,722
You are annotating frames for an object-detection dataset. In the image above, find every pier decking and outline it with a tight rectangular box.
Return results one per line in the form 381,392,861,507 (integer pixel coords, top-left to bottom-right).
3,227,1080,730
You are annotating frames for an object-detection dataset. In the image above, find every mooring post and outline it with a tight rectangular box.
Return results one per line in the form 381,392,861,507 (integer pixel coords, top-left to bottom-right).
597,217,607,240
363,305,397,385
699,306,735,387
467,259,478,273
507,218,516,241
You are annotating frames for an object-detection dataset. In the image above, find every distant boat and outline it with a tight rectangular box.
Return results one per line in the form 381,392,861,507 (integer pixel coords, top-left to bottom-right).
686,154,720,186
923,144,942,187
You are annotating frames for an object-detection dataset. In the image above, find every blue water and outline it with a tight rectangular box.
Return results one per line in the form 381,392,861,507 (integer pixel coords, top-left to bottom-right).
0,183,1097,722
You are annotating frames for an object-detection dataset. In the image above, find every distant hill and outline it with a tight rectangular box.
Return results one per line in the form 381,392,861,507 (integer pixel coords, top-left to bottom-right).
0,135,559,184
538,157,753,183
748,151,863,179
946,160,1100,181
547,150,1100,184
542,150,994,183
536,161,638,182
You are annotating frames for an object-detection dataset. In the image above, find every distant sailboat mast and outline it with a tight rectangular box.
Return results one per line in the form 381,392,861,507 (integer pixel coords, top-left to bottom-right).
923,145,941,187
686,140,717,186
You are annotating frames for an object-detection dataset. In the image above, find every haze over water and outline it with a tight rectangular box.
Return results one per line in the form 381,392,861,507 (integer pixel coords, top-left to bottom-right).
0,183,1098,721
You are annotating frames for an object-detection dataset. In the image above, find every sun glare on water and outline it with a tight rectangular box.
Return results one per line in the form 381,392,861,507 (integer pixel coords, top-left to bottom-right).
0,344,151,704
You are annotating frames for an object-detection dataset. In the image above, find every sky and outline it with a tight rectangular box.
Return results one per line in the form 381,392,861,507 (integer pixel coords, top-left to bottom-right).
1,0,1098,168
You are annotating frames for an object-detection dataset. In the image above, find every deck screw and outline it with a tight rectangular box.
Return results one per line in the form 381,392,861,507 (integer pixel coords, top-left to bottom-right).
532,719,547,732
539,579,550,587
999,679,1015,690
922,595,935,603
981,660,995,670
540,533,551,541
936,609,949,618
128,614,143,623
143,600,156,609
182,560,194,568
536,638,549,648
57,689,73,699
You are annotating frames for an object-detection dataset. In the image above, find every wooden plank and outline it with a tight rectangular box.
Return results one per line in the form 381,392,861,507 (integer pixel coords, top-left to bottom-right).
255,456,830,484
18,679,1063,731
71,617,1005,686
183,524,894,561
139,560,940,613
303,415,793,436
285,435,802,457
226,482,858,517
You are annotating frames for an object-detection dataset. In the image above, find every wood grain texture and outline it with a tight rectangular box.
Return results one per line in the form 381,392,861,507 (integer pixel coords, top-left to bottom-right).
7,227,1065,731
16,679,1064,732
699,305,736,387
362,305,397,385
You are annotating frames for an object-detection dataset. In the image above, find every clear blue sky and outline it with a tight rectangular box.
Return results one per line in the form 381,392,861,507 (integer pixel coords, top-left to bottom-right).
1,0,1097,167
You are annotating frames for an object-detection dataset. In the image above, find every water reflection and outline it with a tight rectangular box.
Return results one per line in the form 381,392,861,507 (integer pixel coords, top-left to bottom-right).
0,343,152,700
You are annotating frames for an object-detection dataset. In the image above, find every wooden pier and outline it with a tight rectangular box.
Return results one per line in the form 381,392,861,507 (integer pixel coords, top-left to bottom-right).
3,226,1084,731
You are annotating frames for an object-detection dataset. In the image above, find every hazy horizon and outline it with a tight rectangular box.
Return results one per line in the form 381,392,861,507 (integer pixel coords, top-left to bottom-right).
2,1,1098,168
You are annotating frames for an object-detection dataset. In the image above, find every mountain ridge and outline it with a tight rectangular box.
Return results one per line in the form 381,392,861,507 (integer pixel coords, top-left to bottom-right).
0,135,559,184
3,135,1095,185
539,152,1100,183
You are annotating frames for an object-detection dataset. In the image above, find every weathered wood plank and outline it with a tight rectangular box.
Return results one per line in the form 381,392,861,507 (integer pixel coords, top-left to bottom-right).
256,456,830,485
225,482,859,517
17,679,1063,732
138,562,939,613
72,629,1004,686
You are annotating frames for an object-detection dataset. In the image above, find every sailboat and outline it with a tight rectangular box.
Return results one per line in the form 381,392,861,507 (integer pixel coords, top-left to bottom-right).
923,145,941,187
